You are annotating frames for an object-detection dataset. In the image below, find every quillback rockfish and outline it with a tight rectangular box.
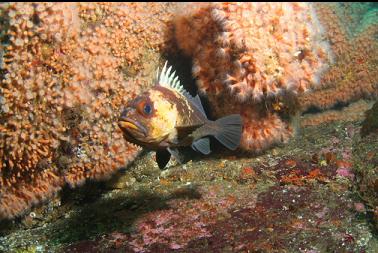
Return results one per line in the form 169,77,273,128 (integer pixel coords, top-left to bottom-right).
118,61,243,169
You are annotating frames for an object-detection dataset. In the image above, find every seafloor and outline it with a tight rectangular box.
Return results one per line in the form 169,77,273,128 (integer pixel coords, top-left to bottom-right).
0,109,377,253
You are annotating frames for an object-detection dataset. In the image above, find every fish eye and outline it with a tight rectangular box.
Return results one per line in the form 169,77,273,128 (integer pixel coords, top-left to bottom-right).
136,99,153,117
143,103,152,115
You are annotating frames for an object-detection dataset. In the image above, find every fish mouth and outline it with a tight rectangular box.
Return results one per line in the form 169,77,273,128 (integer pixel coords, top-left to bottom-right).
118,117,147,137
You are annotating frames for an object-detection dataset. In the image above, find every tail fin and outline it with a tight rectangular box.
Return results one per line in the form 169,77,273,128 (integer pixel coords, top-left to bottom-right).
214,114,243,150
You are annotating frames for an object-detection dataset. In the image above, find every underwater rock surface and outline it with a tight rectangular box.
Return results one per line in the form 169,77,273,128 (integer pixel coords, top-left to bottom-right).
0,2,377,252
0,118,377,252
1,2,377,221
361,100,378,137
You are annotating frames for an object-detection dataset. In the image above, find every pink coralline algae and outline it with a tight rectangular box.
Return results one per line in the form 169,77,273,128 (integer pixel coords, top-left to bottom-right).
335,159,355,179
126,184,256,252
66,155,364,252
129,200,214,251
336,168,355,180
353,202,366,213
173,3,333,152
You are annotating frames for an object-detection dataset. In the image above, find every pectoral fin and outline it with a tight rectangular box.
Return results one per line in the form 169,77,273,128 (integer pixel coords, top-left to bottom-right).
191,137,211,155
156,149,171,169
167,147,185,164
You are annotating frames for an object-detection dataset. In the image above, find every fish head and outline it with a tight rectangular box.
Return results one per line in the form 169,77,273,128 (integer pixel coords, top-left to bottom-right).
118,88,178,147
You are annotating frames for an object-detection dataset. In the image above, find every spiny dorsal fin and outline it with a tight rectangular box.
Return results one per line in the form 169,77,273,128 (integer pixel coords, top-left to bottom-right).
157,61,207,117
158,61,192,99
193,95,206,116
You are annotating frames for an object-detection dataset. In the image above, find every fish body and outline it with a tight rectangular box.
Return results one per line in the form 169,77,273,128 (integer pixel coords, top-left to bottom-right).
118,62,243,169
